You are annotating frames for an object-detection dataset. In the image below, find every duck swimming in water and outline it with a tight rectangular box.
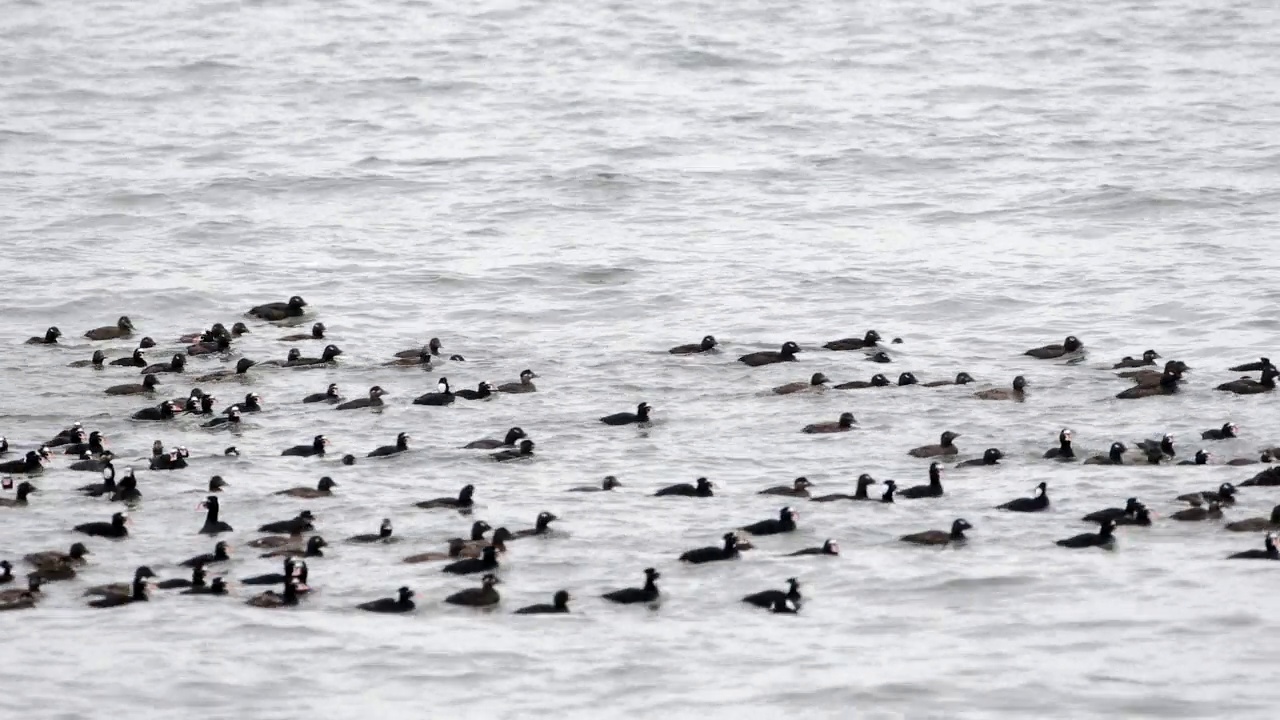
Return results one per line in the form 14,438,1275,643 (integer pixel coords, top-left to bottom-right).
669,336,718,355
801,412,855,434
1025,335,1083,359
738,341,800,367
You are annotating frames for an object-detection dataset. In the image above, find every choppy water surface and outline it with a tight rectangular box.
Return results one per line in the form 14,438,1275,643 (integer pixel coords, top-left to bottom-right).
3,0,1280,718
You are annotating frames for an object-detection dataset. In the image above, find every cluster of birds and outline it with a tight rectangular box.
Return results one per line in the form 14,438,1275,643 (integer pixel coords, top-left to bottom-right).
3,300,1279,617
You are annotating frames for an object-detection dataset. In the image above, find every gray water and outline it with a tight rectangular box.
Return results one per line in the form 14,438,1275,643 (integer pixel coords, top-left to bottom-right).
3,0,1280,717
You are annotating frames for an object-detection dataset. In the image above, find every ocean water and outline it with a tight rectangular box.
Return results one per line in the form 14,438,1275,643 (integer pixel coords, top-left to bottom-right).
2,0,1279,718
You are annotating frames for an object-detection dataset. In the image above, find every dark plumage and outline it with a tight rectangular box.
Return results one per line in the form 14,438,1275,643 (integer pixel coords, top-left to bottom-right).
241,557,300,585
78,465,118,496
743,578,801,609
187,335,232,356
899,463,945,499
199,496,234,535
679,532,740,564
1171,501,1222,522
1116,367,1182,399
654,477,714,497
491,440,535,462
280,323,325,342
88,576,150,609
285,344,343,368
1025,335,1083,359
1056,520,1116,549
1084,442,1127,465
402,540,466,564
203,407,241,429
442,545,499,575
740,507,798,536
1225,506,1280,532
0,451,43,475
245,580,302,608
131,401,179,421
149,447,189,471
1082,498,1144,524
568,475,622,492
304,384,341,404
248,296,307,321
738,341,801,367
833,374,890,390
282,435,328,457
1044,429,1075,460
901,519,972,546
260,536,327,559
1121,360,1189,385
415,484,475,510
496,369,538,393
337,385,388,411
974,375,1027,401
394,337,443,359
412,378,455,406
445,574,501,607
1201,423,1240,441
225,392,262,414
368,433,410,458
258,510,316,535
511,512,558,539
109,475,141,503
196,358,257,382
0,481,37,508
464,427,527,450
1228,357,1271,373
880,480,897,503
1227,533,1279,560
109,349,148,367
24,542,90,568
182,577,229,596
347,519,396,544
810,474,877,502
772,373,829,395
801,412,856,434
786,539,839,556
157,566,208,591
956,448,1004,468
25,326,61,344
600,402,653,425
759,477,813,497
83,566,155,598
74,511,129,538
358,587,415,613
84,316,135,341
106,373,156,396
1217,364,1278,395
1175,483,1236,506
997,482,1049,512
1112,350,1160,369
921,372,976,387
514,590,571,615
181,541,232,568
669,336,718,355
1177,450,1211,466
908,431,960,458
69,350,107,368
602,568,660,605
1115,508,1153,527
141,354,185,375
823,330,881,352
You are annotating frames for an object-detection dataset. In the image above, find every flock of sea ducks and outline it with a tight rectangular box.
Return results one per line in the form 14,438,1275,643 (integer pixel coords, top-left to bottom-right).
2,297,1279,617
